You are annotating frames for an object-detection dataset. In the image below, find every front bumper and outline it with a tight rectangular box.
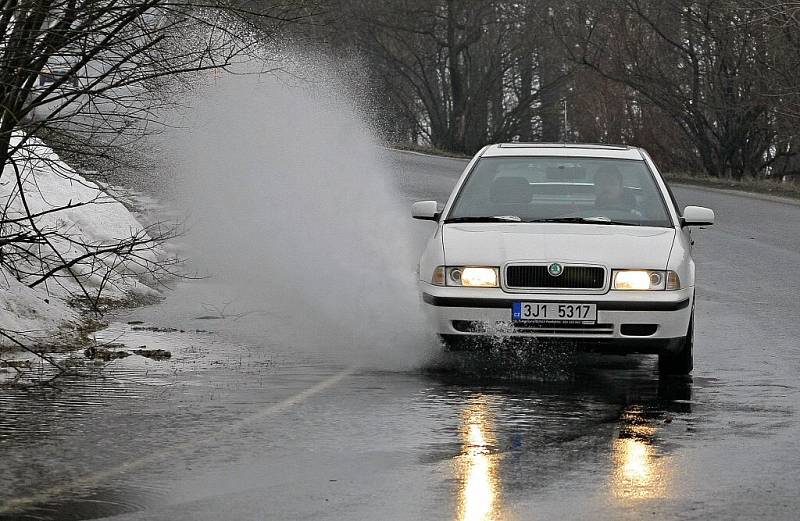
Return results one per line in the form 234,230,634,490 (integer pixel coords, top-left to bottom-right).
419,282,693,354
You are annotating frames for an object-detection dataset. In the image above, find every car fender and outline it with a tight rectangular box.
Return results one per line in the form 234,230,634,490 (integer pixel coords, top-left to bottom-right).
666,227,695,288
419,224,445,284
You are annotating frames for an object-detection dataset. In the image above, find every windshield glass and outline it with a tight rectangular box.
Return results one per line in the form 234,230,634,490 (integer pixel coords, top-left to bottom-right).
447,157,673,227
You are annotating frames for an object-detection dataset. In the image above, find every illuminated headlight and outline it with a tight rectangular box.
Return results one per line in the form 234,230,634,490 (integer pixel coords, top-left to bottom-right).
431,266,499,287
613,270,681,291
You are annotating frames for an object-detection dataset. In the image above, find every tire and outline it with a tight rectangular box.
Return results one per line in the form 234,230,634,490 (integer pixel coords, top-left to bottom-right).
658,310,694,375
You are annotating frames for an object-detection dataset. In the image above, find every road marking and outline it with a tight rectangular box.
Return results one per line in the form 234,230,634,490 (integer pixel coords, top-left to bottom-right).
0,365,358,514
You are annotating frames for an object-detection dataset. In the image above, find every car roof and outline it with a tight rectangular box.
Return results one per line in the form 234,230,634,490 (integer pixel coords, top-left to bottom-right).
481,143,645,160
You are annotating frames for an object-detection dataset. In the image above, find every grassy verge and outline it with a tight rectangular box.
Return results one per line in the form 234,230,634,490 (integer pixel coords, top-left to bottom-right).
387,142,471,159
664,172,800,201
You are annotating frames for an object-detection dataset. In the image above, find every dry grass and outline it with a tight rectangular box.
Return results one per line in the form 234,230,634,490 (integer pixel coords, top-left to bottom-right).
664,172,800,200
387,142,471,159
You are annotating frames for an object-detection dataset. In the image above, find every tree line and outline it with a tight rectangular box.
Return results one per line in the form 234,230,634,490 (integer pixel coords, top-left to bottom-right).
312,0,800,179
1,0,797,319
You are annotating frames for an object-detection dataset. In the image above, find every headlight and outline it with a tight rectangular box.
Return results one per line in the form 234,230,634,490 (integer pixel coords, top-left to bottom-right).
431,266,499,287
612,270,681,290
459,267,499,287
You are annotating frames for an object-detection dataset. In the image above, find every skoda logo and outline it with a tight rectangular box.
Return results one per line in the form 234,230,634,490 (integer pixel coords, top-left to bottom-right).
548,262,564,277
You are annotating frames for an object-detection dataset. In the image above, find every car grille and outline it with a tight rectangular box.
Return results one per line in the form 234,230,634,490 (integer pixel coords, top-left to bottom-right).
505,265,605,290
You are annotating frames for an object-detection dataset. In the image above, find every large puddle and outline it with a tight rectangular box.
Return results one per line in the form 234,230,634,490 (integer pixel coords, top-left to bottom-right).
1,320,696,521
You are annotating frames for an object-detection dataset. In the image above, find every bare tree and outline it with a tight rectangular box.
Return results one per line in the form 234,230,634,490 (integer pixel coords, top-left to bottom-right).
750,1,800,178
0,0,317,317
551,0,797,179
313,0,798,178
325,0,569,153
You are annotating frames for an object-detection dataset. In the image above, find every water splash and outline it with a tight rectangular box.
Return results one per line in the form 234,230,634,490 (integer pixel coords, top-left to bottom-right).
163,63,436,369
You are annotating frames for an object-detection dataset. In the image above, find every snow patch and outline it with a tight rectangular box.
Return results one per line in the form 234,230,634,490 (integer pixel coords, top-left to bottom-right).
1,133,159,345
0,269,77,340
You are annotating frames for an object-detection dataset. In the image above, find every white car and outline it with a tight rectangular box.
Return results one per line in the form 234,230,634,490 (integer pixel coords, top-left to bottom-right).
413,143,714,375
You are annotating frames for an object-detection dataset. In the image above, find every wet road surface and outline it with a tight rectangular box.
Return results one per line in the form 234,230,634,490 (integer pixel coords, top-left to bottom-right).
2,150,800,520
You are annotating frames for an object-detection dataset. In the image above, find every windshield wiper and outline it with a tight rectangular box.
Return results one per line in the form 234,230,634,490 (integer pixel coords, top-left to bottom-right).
528,217,640,226
444,215,522,223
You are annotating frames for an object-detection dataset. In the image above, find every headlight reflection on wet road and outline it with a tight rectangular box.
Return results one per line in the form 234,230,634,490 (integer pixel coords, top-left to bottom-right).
457,397,502,521
610,413,670,500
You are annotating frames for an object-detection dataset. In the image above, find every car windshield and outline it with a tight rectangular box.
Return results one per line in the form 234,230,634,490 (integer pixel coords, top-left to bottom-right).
446,157,673,227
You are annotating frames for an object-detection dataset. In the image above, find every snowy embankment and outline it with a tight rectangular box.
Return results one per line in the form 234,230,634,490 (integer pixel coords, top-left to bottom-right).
1,133,160,347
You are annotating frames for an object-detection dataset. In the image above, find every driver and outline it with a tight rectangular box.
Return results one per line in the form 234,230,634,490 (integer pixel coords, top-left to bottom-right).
594,166,635,211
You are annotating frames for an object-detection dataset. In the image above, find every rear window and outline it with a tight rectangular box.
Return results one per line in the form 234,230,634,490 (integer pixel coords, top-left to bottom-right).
447,157,673,227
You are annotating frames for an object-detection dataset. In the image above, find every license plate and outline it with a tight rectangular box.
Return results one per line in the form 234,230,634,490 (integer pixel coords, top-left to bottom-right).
512,302,597,323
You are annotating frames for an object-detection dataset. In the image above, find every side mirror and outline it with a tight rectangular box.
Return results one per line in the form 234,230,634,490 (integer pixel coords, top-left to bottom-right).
412,200,439,221
682,205,715,227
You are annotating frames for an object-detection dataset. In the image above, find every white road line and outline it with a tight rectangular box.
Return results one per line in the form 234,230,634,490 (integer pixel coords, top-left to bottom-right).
0,365,358,514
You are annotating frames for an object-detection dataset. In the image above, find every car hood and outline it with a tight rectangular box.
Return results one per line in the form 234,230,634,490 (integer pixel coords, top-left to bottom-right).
442,223,676,269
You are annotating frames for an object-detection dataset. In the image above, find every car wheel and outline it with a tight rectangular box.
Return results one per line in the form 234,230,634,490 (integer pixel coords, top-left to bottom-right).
658,310,694,375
